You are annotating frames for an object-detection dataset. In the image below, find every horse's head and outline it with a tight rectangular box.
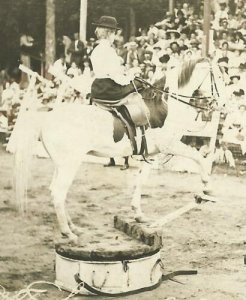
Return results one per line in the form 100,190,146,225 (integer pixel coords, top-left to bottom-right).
177,58,226,110
140,76,168,128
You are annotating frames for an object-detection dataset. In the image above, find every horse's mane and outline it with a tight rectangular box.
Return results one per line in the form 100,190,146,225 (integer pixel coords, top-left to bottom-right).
178,58,207,88
141,76,168,129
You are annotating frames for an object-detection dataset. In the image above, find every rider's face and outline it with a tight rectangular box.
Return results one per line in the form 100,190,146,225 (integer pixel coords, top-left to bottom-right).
109,31,116,44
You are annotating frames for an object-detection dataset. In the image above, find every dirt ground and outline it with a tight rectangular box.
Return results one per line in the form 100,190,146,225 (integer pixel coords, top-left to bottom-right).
0,144,246,300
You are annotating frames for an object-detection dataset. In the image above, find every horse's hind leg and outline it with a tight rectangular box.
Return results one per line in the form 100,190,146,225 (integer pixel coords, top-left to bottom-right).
51,160,81,242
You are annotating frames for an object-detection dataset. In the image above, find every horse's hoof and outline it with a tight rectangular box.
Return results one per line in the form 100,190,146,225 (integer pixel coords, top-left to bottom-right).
71,226,84,235
203,189,214,196
68,233,78,244
120,164,129,171
104,161,116,167
135,214,150,223
61,232,78,244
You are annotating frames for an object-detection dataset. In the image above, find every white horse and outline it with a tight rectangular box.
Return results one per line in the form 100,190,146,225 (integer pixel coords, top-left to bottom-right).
7,58,225,242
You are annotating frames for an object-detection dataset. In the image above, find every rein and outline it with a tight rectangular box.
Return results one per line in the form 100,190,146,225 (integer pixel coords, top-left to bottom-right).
137,67,217,112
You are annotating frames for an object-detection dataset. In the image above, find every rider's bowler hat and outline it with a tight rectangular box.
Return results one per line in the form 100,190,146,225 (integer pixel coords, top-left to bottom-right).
92,16,120,30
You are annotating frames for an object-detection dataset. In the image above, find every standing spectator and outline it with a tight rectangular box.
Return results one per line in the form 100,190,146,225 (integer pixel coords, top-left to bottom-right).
125,41,140,68
19,31,34,88
68,32,85,69
62,35,72,67
214,0,229,27
20,32,34,68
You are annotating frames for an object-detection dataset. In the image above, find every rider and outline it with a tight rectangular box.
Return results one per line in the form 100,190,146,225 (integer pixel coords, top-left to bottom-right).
90,15,145,101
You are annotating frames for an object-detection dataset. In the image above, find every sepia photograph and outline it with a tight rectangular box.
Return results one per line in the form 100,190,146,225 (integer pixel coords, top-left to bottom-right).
0,0,246,299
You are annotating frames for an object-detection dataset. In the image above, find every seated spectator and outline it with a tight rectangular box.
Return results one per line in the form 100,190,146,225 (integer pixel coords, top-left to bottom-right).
213,141,236,168
181,2,190,18
231,49,245,69
154,30,168,50
225,89,245,112
115,40,127,62
51,54,67,76
82,59,93,77
114,28,125,45
169,41,180,56
227,72,243,94
231,31,245,50
166,30,181,45
219,18,230,32
145,38,156,52
67,62,82,78
151,54,170,82
218,30,229,48
227,11,240,30
147,24,159,39
125,41,142,68
178,39,189,53
214,0,229,29
151,46,163,67
0,108,8,132
222,103,246,154
239,19,246,40
174,9,187,28
128,59,142,77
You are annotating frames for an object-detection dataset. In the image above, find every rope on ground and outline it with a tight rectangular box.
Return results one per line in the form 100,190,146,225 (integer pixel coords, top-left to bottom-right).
0,281,85,300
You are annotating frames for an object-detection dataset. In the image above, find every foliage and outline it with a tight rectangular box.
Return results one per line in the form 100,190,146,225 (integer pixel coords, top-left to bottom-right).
0,0,198,69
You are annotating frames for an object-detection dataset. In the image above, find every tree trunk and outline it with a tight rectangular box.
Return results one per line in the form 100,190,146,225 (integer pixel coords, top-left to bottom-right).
79,0,88,42
202,0,211,57
45,0,56,79
129,7,136,37
169,0,175,14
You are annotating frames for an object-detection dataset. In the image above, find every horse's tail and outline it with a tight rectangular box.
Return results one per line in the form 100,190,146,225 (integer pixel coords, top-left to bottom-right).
7,79,40,213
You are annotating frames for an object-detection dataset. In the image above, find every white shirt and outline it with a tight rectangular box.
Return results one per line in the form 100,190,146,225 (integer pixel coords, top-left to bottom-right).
52,59,67,76
90,39,133,85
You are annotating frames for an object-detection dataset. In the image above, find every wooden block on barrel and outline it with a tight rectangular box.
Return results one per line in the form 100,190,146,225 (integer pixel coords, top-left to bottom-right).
114,215,163,249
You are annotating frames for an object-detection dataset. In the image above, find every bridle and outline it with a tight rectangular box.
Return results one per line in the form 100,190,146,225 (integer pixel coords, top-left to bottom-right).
139,60,220,112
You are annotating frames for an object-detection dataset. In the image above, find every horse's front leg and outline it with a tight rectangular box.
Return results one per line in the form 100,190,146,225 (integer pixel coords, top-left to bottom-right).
160,139,212,194
131,162,152,222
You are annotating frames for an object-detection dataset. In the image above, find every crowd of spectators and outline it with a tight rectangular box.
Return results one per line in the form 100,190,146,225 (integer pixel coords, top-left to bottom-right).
0,0,245,164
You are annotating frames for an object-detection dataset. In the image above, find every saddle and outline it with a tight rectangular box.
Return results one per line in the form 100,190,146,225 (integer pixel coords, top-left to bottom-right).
92,93,150,155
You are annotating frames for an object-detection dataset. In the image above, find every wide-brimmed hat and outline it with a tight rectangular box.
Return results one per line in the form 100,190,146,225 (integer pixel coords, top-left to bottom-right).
124,41,138,48
92,16,120,30
233,89,245,96
0,107,7,112
166,29,180,38
230,74,240,80
170,41,180,48
239,102,246,108
221,18,228,24
218,0,227,5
